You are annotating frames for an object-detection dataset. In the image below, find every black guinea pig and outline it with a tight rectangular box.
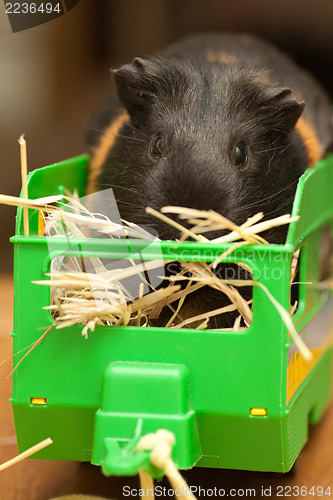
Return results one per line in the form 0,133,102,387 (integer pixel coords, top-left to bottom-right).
85,33,333,327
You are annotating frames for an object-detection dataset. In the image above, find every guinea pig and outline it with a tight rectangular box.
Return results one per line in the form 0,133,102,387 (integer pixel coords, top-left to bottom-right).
85,33,333,328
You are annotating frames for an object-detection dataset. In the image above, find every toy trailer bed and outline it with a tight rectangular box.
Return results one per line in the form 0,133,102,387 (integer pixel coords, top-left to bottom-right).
10,154,333,475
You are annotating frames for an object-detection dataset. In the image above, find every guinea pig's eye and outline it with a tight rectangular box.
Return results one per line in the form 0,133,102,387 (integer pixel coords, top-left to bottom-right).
234,141,248,167
150,135,165,158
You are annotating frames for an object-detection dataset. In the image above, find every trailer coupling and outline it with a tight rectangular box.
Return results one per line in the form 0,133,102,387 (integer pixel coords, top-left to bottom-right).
91,361,202,477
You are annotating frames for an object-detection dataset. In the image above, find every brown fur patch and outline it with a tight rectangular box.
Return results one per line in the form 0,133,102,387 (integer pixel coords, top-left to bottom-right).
86,110,129,195
205,49,237,64
295,116,322,166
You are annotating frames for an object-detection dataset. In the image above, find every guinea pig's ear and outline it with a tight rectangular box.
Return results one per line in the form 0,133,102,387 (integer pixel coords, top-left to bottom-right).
265,87,305,132
112,57,156,116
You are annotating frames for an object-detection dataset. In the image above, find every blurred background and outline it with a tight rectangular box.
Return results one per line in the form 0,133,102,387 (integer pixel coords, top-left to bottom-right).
1,0,333,273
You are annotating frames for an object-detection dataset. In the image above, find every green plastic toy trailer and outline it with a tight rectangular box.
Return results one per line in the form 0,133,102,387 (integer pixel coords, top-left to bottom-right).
10,153,333,475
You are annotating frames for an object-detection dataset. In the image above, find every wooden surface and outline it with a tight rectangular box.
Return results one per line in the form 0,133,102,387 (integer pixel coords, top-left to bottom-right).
0,274,333,500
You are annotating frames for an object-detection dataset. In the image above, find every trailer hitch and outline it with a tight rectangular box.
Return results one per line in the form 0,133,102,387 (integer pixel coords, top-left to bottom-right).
101,419,164,478
91,361,202,477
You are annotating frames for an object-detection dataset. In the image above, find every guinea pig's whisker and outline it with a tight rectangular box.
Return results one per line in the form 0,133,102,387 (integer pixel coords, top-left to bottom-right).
91,198,141,211
117,199,140,207
266,150,278,175
257,144,289,154
84,126,144,143
241,178,299,212
108,133,145,143
123,121,149,138
303,125,333,143
99,183,142,195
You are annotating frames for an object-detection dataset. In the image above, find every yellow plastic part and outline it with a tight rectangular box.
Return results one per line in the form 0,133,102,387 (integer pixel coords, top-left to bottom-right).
31,397,47,405
38,211,45,236
250,408,267,416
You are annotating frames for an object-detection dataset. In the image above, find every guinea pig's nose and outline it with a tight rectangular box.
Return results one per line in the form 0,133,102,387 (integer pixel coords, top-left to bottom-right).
153,209,229,241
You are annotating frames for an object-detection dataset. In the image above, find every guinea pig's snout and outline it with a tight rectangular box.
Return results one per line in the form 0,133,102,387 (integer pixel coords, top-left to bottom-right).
152,211,193,240
146,158,233,240
151,189,231,241
152,209,230,241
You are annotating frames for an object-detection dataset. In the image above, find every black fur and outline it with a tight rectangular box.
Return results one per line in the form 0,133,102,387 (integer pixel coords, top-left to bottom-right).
86,34,333,327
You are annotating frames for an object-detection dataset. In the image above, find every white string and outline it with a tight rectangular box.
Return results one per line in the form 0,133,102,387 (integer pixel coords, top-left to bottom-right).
136,430,197,500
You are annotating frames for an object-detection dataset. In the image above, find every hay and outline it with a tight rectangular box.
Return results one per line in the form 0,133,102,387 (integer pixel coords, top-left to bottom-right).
159,206,298,243
0,438,53,472
46,199,296,330
38,276,181,335
41,199,312,357
18,134,29,236
0,189,311,358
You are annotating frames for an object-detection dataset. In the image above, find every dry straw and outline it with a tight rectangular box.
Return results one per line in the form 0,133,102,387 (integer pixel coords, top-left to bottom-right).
0,438,53,472
42,198,311,359
0,189,312,360
0,137,313,479
18,134,29,236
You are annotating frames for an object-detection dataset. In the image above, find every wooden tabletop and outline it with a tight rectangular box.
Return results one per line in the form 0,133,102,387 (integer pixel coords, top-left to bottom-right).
1,273,333,500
